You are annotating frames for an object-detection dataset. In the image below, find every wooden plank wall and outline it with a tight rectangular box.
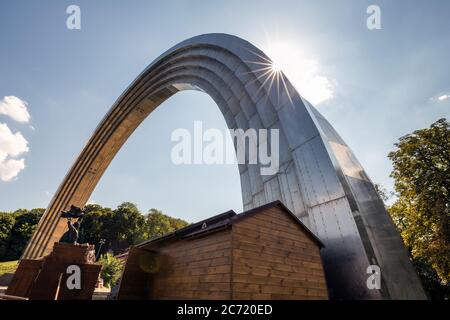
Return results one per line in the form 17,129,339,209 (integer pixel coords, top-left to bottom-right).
117,247,152,300
146,229,233,299
231,206,329,300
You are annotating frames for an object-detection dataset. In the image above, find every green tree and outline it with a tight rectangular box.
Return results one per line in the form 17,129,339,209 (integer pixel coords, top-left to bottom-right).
144,208,188,239
79,203,188,256
110,202,146,251
5,209,44,260
411,257,450,300
98,252,123,288
80,202,145,256
79,204,113,257
0,202,188,262
374,183,393,204
0,212,16,260
388,118,450,285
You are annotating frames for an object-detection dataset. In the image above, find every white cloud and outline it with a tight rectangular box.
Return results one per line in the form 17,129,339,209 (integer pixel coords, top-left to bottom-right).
0,123,29,182
291,59,334,105
0,123,29,156
438,94,450,101
0,96,31,123
0,154,25,182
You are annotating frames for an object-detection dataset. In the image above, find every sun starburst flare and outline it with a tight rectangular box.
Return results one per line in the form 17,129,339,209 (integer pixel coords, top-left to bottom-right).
241,39,334,106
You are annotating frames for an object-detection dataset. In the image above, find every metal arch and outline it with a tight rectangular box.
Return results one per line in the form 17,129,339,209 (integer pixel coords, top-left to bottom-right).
21,33,426,299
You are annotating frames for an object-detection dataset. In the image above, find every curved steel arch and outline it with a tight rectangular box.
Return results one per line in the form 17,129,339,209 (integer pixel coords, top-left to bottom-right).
22,34,426,299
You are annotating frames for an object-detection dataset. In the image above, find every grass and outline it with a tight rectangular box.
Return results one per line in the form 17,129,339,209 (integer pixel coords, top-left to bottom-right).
0,260,19,275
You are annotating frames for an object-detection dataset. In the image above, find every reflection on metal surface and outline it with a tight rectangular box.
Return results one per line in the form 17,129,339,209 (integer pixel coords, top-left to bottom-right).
22,34,426,299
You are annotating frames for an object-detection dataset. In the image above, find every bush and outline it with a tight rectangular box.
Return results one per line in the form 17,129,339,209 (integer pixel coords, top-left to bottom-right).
98,253,123,288
0,260,18,276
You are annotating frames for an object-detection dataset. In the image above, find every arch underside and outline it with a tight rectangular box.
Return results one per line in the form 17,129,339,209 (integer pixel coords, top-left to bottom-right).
22,34,426,299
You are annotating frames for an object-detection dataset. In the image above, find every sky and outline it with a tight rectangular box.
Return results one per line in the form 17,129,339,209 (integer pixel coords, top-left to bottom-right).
0,0,449,222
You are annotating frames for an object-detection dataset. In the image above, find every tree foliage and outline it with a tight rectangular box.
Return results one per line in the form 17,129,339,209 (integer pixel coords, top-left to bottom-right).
374,183,393,203
97,252,123,288
0,212,16,258
0,208,44,261
145,208,189,239
388,118,450,285
111,202,147,250
411,257,450,300
78,203,188,257
0,202,188,261
79,204,113,257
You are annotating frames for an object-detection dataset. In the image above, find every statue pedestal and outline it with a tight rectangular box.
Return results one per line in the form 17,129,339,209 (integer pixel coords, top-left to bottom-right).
6,243,101,300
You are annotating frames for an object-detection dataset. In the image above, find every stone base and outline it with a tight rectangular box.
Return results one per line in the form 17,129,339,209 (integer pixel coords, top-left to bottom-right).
6,243,101,300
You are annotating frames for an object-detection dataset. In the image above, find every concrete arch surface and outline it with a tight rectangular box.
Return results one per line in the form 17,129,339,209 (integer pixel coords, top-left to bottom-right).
21,33,426,299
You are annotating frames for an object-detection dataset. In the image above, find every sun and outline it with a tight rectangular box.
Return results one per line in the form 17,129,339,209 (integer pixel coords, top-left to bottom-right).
271,61,282,72
264,42,294,74
256,38,334,105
